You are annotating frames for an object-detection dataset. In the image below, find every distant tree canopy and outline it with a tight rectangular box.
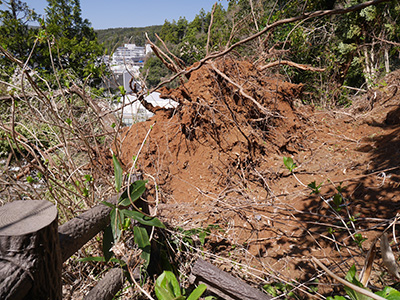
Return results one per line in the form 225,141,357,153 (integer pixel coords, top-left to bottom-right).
96,25,162,53
0,0,38,76
0,0,104,86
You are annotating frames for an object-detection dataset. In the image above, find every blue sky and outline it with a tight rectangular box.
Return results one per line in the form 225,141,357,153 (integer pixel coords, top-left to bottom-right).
23,0,229,29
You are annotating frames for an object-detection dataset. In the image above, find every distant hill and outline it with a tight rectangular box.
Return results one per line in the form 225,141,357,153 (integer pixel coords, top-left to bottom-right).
95,25,162,54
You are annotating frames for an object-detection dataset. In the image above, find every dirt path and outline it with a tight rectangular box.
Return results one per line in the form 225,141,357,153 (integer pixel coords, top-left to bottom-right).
118,58,400,296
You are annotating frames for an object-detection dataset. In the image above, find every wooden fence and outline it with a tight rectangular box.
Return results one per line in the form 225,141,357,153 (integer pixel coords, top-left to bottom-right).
0,198,272,300
0,197,125,300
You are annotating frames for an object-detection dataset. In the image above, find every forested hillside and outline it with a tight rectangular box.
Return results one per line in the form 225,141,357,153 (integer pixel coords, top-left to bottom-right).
96,25,162,52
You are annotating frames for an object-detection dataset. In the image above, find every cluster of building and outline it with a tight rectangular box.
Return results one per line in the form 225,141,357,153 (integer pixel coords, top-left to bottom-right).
103,44,177,125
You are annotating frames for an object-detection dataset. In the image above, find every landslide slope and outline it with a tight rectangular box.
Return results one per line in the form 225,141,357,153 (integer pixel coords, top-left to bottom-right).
118,58,400,294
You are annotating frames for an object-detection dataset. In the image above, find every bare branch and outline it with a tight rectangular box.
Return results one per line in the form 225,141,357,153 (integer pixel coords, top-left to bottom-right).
154,33,186,71
206,2,217,56
145,33,178,73
259,60,325,72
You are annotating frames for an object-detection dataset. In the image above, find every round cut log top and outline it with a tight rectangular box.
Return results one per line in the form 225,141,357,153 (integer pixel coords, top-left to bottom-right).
0,200,57,236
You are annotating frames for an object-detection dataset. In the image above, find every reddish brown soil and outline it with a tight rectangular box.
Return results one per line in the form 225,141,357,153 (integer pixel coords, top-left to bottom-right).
117,57,400,295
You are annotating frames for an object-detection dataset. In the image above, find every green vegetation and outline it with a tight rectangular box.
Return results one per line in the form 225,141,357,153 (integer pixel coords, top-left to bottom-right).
96,25,162,52
1,0,400,299
155,271,208,300
140,0,400,105
327,265,400,300
0,0,104,87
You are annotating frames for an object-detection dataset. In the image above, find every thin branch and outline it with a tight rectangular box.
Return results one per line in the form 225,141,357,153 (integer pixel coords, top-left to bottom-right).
145,33,179,73
154,33,186,70
206,2,217,56
259,60,325,72
210,63,272,116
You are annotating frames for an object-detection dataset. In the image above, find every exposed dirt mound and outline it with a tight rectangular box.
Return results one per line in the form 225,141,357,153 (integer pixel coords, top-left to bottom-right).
119,58,305,193
117,58,400,295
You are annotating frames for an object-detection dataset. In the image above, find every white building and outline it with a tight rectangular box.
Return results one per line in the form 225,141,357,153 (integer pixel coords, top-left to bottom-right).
111,43,152,66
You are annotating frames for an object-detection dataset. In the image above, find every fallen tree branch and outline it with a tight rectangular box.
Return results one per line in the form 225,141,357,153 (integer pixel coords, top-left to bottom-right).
259,59,326,72
191,258,272,300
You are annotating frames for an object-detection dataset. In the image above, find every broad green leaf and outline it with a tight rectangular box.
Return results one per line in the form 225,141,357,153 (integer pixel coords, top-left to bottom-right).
187,284,207,300
133,226,151,268
119,180,148,206
102,224,114,262
375,287,400,300
326,297,347,300
155,271,182,299
112,154,123,192
155,285,175,300
122,209,165,228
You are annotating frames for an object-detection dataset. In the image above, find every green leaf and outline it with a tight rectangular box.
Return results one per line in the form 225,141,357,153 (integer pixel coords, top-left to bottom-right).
122,209,165,228
101,201,116,209
155,271,182,300
187,284,207,300
375,287,400,300
344,265,372,300
110,208,123,242
112,154,123,192
283,156,297,173
263,284,278,297
308,181,323,194
199,231,207,246
155,285,175,300
119,180,148,206
333,193,343,208
133,226,151,268
103,224,114,262
326,297,347,300
119,85,126,96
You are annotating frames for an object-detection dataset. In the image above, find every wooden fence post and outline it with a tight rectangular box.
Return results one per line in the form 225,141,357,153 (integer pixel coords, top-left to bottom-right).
0,200,62,300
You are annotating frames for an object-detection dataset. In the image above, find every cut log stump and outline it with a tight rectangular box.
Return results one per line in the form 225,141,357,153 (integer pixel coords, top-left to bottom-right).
0,200,61,300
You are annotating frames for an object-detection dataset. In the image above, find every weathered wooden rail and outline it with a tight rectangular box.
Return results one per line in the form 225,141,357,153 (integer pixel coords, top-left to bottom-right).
0,198,273,300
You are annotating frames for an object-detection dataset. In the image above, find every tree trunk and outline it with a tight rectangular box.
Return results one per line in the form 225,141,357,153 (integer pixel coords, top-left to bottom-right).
0,200,62,300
